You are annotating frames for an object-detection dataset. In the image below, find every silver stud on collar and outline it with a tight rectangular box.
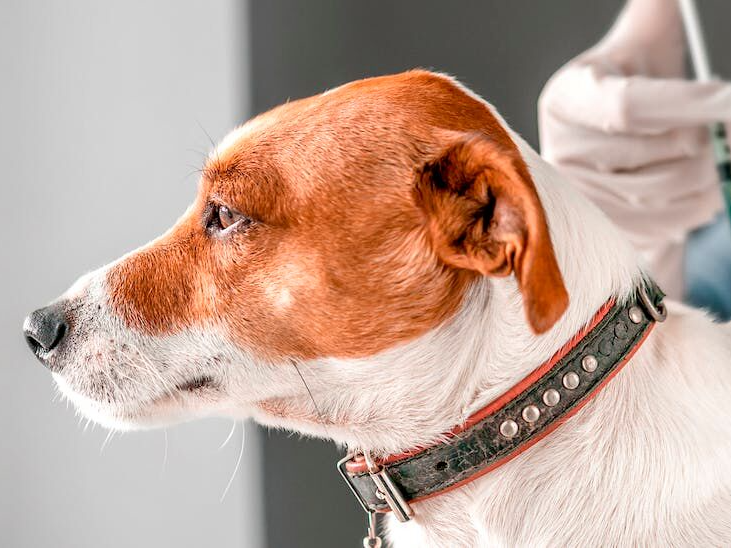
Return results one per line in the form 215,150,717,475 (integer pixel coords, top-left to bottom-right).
521,405,540,423
542,388,560,407
628,306,644,324
562,371,580,390
581,354,598,372
499,419,519,438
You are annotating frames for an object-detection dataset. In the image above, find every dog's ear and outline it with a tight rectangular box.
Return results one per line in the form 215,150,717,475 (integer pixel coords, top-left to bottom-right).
413,133,568,334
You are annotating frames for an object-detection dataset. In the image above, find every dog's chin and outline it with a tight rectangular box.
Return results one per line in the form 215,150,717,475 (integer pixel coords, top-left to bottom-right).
52,373,218,431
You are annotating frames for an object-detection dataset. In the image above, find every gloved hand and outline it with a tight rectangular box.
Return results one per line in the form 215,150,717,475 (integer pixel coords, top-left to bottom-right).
538,0,731,298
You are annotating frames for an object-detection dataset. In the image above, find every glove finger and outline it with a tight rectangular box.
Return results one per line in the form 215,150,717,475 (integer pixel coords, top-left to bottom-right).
559,150,723,239
540,118,706,172
540,65,731,135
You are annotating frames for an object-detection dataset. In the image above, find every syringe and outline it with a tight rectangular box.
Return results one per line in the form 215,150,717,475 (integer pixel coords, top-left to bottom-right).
677,0,731,220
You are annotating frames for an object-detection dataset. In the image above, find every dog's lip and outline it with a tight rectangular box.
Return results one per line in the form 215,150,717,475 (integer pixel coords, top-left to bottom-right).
109,375,220,422
174,375,216,393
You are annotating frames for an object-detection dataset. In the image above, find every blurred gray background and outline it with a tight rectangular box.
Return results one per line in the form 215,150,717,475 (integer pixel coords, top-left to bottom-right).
3,1,731,547
1,1,263,548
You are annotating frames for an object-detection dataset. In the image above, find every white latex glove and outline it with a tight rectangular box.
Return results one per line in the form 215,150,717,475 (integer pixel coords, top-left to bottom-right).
539,0,731,298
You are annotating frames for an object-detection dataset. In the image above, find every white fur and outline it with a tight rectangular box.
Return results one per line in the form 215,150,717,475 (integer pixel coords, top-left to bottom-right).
51,76,731,546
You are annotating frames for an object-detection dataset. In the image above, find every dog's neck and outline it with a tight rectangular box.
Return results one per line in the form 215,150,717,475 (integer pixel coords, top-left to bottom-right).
461,137,644,421
281,137,644,458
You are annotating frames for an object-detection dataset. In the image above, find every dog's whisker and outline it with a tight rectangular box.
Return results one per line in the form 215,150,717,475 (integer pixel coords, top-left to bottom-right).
99,365,126,406
120,357,163,392
220,421,245,503
100,428,116,454
195,119,217,152
119,345,181,404
129,347,177,394
119,356,168,398
180,166,205,185
115,368,146,391
185,147,209,160
219,420,238,450
292,360,331,439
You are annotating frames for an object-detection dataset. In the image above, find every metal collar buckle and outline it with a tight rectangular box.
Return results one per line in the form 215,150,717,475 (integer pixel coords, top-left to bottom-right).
337,452,414,522
363,452,414,522
337,452,414,545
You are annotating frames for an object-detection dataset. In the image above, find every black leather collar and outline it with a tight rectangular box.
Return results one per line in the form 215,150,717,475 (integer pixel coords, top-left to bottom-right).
338,280,666,521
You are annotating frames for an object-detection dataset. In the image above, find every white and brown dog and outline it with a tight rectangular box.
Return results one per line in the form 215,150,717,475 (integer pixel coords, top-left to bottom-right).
24,71,731,546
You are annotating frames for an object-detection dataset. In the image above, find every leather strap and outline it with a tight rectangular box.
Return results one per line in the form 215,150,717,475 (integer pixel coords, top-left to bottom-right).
339,281,665,513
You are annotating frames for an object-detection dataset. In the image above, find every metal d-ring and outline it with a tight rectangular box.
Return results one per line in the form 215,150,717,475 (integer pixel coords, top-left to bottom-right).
638,284,667,322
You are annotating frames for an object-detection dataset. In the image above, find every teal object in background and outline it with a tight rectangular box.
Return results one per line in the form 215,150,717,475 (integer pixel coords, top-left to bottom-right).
686,213,731,321
710,122,731,223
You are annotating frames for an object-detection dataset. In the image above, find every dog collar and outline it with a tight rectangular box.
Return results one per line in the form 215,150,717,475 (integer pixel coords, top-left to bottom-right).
338,280,666,532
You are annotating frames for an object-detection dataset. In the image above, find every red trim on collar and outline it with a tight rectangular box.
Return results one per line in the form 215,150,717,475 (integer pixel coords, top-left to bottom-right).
346,298,626,477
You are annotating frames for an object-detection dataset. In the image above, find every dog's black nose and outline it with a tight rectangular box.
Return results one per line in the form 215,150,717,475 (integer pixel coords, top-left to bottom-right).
23,303,68,357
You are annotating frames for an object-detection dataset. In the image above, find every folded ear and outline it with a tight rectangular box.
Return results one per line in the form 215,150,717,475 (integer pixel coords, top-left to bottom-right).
413,133,569,334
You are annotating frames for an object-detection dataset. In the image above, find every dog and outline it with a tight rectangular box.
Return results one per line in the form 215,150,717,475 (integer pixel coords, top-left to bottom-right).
24,71,731,546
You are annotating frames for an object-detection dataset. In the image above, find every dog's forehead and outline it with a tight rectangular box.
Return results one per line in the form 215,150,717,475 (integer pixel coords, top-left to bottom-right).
201,72,515,213
214,71,463,156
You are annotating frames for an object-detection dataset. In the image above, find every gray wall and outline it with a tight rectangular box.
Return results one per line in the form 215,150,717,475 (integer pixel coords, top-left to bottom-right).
249,1,731,546
0,2,263,547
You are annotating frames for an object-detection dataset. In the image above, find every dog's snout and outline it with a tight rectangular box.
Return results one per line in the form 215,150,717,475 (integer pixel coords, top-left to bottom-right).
23,303,68,361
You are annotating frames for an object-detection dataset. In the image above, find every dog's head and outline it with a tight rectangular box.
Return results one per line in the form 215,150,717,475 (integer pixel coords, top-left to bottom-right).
23,71,568,431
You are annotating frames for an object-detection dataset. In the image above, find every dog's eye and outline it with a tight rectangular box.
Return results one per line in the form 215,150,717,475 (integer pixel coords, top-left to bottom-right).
207,204,252,233
218,206,240,229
